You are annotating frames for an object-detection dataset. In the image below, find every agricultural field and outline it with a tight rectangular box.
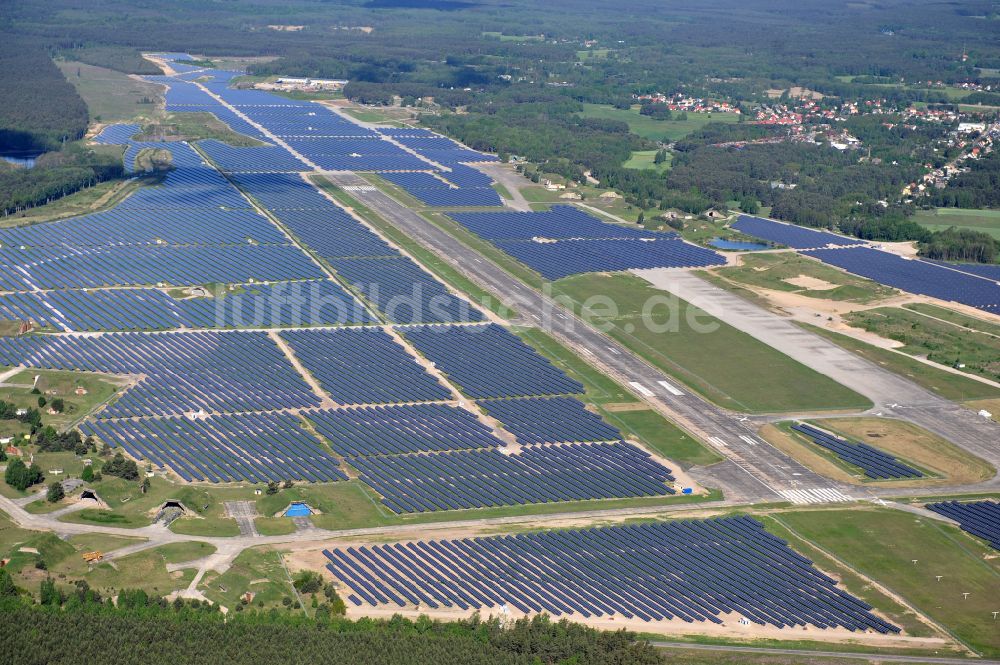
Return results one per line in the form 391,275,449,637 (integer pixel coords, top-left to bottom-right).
579,104,740,142
712,253,898,303
913,208,1000,239
842,307,1000,382
552,273,872,413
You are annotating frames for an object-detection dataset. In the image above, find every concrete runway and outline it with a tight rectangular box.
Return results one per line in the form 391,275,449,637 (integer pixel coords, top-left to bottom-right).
636,269,1000,473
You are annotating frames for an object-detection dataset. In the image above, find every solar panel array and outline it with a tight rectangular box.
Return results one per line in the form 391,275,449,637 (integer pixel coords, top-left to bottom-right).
480,397,621,444
450,207,725,280
929,261,1000,281
732,216,859,249
925,500,1000,551
350,441,674,513
389,134,497,166
0,332,320,418
451,206,662,241
791,423,924,480
803,247,1000,312
0,65,694,506
402,324,585,398
329,257,484,324
82,412,346,483
308,404,502,457
322,516,899,633
178,280,372,328
0,281,368,332
380,171,502,207
280,328,452,404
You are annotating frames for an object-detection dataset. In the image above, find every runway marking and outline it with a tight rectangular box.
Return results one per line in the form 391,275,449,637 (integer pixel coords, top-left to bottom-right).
738,435,759,446
342,185,377,192
778,488,853,505
708,436,728,447
656,380,684,396
628,381,654,397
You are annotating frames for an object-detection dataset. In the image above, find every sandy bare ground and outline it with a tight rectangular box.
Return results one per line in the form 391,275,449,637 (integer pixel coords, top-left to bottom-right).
782,275,840,290
334,603,950,650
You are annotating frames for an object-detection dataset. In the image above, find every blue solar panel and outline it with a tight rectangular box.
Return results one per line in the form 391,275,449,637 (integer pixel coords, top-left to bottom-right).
380,171,502,207
0,331,321,417
280,328,451,404
329,257,483,323
481,396,621,444
492,237,725,280
402,324,583,398
83,412,346,483
309,403,503,457
351,441,674,512
732,216,859,249
929,261,1000,281
198,139,308,172
791,423,924,480
451,206,662,241
92,124,140,144
925,500,1000,551
321,517,900,632
804,247,1000,312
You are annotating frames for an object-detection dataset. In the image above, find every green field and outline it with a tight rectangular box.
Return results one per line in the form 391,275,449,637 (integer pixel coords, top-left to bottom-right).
904,303,1000,336
5,368,123,426
622,149,671,171
55,60,162,123
803,322,1000,401
552,273,872,413
913,208,1000,239
201,547,297,611
136,112,265,147
606,408,723,468
579,104,740,142
843,307,1000,382
772,507,1000,656
713,253,897,303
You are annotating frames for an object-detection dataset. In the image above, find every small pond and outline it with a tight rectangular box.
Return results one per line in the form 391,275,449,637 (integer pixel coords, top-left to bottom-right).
708,237,769,251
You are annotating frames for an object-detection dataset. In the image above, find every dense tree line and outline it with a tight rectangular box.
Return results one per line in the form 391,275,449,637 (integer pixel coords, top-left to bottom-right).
0,145,125,216
918,227,999,263
0,592,663,665
0,38,88,154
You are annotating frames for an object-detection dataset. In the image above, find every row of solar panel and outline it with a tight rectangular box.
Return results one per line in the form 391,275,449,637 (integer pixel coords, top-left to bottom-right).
804,247,1000,312
322,516,900,632
350,441,675,513
0,332,321,418
925,500,1000,551
81,412,347,483
791,423,924,480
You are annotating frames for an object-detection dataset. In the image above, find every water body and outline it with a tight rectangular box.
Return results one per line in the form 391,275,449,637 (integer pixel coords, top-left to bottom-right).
709,237,769,251
1,154,40,168
283,502,314,517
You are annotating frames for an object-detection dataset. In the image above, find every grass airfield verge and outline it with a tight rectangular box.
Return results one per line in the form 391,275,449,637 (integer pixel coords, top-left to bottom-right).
552,273,872,414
